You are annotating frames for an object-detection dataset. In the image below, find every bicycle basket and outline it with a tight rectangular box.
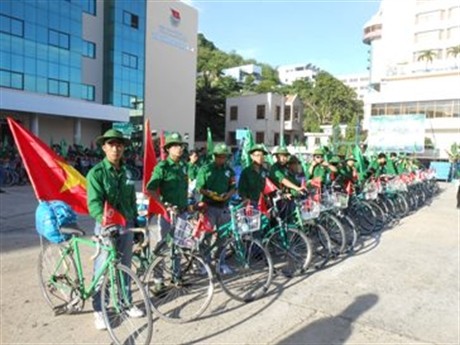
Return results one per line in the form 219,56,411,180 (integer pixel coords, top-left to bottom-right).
235,206,261,234
35,200,77,243
319,192,335,211
300,199,320,220
332,192,349,209
174,217,197,249
363,182,378,200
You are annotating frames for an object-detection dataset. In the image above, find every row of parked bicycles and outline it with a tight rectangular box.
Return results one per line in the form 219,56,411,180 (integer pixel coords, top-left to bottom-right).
36,168,440,345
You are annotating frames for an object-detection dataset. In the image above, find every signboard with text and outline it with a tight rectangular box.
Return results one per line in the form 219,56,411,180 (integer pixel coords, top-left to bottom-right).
368,114,425,153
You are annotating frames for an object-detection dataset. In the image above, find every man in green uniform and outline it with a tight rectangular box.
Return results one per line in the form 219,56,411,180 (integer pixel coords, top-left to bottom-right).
196,143,236,229
86,129,143,330
307,148,338,187
367,152,387,178
269,146,305,195
238,144,269,205
187,149,201,201
147,132,188,243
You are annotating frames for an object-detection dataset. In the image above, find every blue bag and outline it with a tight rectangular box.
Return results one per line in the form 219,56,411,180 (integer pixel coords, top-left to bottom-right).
35,201,78,243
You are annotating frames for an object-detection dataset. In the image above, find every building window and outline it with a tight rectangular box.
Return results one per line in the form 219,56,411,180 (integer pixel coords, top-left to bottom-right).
82,0,96,15
48,78,69,97
230,106,238,121
123,11,139,29
122,52,138,69
274,132,280,145
447,26,460,40
82,84,95,101
121,94,137,108
48,29,70,50
276,106,281,121
0,69,24,90
416,10,442,24
82,40,96,58
294,106,300,121
256,104,265,119
228,131,236,146
284,105,291,120
255,132,264,143
0,14,24,37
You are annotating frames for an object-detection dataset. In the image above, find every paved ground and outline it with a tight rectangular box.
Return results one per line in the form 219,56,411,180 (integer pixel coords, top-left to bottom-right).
0,183,459,345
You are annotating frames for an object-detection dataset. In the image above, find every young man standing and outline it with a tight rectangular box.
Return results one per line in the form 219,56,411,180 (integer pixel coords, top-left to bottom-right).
238,144,269,205
86,129,143,330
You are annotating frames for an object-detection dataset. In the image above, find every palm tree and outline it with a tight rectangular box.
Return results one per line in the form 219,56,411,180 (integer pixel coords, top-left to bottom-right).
417,50,437,70
447,45,460,68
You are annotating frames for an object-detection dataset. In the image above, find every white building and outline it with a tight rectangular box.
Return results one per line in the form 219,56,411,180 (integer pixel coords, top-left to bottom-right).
222,64,262,83
277,63,318,85
144,1,198,147
363,0,460,159
225,93,304,147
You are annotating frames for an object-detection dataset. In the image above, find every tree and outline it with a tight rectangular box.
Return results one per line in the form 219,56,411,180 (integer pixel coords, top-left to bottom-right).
417,50,437,70
447,45,460,68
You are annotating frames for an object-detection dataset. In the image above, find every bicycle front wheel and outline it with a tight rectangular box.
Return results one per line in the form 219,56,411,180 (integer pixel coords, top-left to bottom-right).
37,241,79,314
144,250,214,323
101,264,153,345
265,227,312,278
217,236,273,303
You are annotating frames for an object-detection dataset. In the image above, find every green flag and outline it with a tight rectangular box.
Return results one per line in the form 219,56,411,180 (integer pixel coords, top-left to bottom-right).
241,130,254,168
352,145,366,181
206,127,214,157
298,152,310,178
261,143,273,166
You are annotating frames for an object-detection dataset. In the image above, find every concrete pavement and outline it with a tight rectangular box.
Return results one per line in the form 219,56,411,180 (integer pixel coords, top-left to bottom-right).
0,182,459,344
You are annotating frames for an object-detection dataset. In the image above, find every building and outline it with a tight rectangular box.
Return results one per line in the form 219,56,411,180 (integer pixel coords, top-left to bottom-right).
222,64,262,84
225,92,303,147
144,1,197,146
0,0,197,147
277,63,319,85
363,0,460,159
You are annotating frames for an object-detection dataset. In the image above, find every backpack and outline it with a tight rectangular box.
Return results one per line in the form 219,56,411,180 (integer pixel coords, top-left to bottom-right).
35,200,78,243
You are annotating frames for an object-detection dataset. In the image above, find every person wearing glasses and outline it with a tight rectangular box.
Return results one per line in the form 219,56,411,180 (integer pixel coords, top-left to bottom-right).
238,144,269,205
86,129,143,330
307,148,338,187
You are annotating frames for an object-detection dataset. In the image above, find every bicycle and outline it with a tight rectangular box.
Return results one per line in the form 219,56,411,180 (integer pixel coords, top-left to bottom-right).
262,191,313,277
143,205,214,324
37,225,153,345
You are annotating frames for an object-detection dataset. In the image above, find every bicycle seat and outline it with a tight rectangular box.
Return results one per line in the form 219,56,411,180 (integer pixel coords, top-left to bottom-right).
60,224,86,237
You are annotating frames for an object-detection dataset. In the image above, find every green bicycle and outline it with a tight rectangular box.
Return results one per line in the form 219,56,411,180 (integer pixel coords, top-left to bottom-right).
37,225,153,345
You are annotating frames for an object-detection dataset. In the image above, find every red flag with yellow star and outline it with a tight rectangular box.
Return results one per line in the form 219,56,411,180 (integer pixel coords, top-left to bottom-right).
7,117,88,214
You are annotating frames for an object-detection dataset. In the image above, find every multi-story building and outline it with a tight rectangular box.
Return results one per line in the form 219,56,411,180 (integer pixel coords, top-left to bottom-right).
363,0,460,159
225,92,303,147
0,0,197,147
277,63,319,85
222,64,262,84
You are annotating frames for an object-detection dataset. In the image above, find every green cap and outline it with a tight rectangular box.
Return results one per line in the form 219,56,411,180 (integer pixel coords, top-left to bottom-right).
329,156,341,164
213,143,230,155
313,148,325,156
248,144,268,155
272,146,290,155
164,132,184,148
96,129,130,146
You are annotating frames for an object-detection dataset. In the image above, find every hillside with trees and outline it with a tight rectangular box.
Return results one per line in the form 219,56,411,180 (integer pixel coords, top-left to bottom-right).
195,33,364,146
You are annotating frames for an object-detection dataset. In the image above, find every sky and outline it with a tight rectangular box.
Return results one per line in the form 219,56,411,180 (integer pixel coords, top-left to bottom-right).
190,0,381,76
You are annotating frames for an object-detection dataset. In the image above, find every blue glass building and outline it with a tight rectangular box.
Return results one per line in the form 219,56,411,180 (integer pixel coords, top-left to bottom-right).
0,0,146,145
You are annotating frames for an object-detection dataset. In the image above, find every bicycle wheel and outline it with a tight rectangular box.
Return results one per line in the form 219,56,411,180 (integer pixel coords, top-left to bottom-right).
349,200,377,236
101,264,153,345
319,213,346,256
216,236,273,302
144,250,214,323
37,241,79,314
338,214,358,253
305,223,332,270
265,227,312,277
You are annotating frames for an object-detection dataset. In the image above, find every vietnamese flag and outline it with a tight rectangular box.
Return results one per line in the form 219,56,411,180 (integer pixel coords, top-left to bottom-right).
142,120,169,221
102,201,126,227
263,177,278,195
7,117,88,214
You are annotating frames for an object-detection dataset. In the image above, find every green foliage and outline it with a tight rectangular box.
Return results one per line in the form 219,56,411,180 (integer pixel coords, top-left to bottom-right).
446,143,460,162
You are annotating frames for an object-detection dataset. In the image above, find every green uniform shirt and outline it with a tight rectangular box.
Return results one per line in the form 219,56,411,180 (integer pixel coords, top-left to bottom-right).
187,162,200,180
195,162,236,205
269,162,288,189
386,159,398,175
368,161,387,177
285,170,301,196
307,164,330,183
238,164,268,202
147,157,188,209
86,158,137,224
